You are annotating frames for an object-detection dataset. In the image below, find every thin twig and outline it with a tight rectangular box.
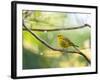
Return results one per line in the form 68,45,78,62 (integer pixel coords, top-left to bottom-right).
23,24,90,32
23,20,90,64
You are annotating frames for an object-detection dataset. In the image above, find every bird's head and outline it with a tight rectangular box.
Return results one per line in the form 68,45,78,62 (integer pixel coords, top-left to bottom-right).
57,34,64,39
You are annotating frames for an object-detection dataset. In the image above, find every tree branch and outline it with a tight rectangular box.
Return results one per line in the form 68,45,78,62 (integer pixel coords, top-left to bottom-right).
23,24,90,32
72,45,91,64
78,52,91,64
23,21,77,53
23,20,90,65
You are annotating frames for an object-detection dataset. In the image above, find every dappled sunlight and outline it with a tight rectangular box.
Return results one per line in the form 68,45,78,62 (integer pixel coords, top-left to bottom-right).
58,59,86,68
23,40,39,54
80,48,91,60
43,50,63,58
59,61,71,68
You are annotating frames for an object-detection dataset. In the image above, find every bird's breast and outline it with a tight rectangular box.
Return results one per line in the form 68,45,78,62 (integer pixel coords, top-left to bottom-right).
59,39,69,48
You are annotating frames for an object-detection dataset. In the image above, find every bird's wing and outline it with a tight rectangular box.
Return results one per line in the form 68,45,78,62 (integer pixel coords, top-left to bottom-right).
64,37,79,47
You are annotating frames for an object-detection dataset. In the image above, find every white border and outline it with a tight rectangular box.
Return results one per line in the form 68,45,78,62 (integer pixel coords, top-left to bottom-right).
17,3,96,77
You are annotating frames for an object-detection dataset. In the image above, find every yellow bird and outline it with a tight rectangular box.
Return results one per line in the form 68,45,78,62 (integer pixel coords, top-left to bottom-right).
57,34,78,48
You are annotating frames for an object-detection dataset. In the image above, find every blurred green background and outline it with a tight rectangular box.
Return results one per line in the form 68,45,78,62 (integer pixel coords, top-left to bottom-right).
22,10,91,69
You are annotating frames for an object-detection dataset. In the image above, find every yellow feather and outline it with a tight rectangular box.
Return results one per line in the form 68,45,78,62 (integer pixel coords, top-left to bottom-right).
57,34,78,48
